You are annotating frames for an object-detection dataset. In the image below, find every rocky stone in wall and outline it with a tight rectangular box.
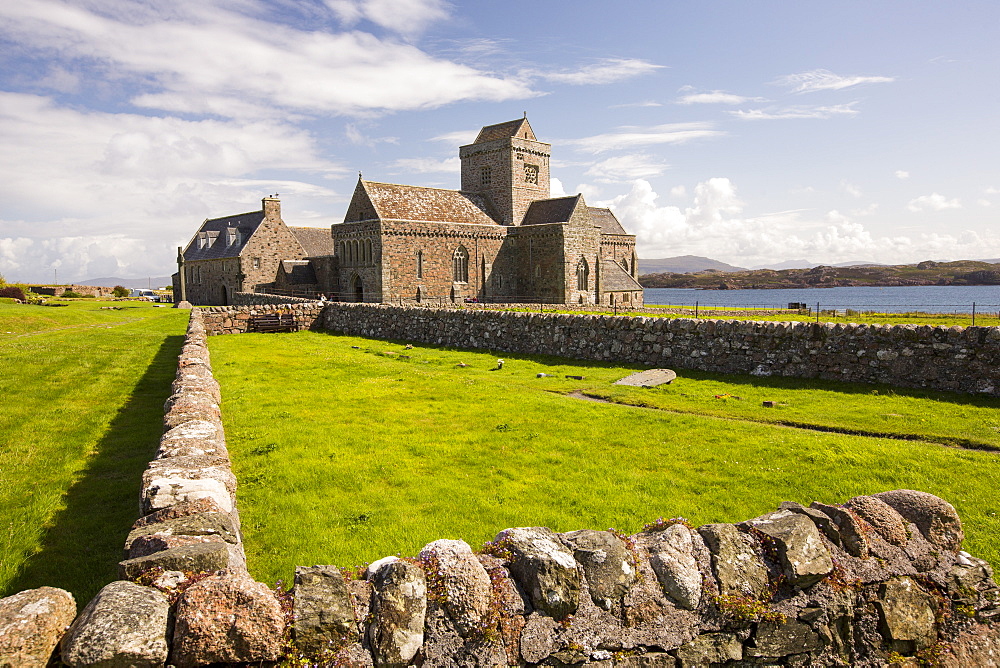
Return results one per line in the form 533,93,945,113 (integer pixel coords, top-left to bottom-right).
60,581,170,667
367,557,427,666
419,539,493,637
674,632,743,666
810,501,870,558
0,587,76,668
130,496,230,529
293,565,358,655
647,524,702,610
697,523,769,599
495,527,581,619
124,512,239,559
141,461,235,515
843,494,910,546
743,510,833,588
171,572,284,667
118,541,232,580
875,576,939,653
874,488,965,552
561,529,636,611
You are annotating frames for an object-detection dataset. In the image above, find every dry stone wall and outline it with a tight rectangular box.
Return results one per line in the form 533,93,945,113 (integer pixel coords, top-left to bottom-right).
320,303,1000,396
201,296,325,334
5,306,1000,666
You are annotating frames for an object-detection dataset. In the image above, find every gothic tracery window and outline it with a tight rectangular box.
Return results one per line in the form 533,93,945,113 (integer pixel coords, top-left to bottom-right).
453,246,469,283
524,164,539,184
576,257,589,291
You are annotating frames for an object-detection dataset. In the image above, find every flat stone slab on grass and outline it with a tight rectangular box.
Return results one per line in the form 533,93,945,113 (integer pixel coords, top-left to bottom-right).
614,368,677,387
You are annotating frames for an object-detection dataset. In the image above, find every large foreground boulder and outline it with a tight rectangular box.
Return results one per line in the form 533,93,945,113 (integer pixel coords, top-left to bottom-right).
367,557,427,666
60,581,170,667
171,572,284,667
874,489,964,552
293,565,358,655
494,527,581,619
0,587,76,668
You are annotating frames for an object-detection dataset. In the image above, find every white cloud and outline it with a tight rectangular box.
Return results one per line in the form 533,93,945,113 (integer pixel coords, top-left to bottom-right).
0,92,344,282
670,185,686,198
0,0,535,120
610,101,663,108
599,178,999,266
584,154,670,181
841,181,863,198
895,170,910,180
986,187,1000,195
730,103,859,120
345,124,399,146
325,0,450,37
978,199,992,207
907,193,962,212
550,178,567,198
428,129,480,144
390,156,460,173
569,122,723,154
536,58,663,85
774,69,895,93
851,203,879,217
676,90,757,105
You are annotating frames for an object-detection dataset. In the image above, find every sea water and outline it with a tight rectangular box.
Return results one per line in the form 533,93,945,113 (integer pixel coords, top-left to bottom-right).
643,285,1000,314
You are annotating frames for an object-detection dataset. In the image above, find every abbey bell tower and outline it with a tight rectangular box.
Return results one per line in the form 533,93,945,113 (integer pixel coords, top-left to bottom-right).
459,117,551,226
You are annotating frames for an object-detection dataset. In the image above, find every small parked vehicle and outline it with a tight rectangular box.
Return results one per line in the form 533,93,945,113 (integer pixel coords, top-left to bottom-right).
129,289,158,301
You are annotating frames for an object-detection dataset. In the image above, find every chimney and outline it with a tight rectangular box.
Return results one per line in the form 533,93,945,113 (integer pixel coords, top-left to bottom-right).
262,194,281,220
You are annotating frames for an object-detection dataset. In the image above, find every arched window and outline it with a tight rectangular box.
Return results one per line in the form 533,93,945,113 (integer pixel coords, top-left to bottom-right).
453,245,469,283
366,239,373,264
576,257,589,291
416,250,424,279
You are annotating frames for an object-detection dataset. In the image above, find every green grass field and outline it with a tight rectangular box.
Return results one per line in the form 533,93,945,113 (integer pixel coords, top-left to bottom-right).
0,301,188,602
207,331,1000,588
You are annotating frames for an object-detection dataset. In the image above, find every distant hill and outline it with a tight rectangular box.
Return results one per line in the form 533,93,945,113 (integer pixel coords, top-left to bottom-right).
751,259,815,270
640,259,1000,289
77,277,173,289
639,255,747,275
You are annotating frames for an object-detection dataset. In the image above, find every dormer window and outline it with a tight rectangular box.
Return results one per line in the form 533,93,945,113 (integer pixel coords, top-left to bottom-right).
524,164,539,184
227,227,241,246
197,232,207,249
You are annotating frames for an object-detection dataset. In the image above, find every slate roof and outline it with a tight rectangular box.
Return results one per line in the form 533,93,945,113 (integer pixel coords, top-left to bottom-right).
280,260,318,285
473,118,534,143
588,207,628,235
363,181,499,225
521,196,582,226
183,210,264,261
289,227,335,257
602,260,644,292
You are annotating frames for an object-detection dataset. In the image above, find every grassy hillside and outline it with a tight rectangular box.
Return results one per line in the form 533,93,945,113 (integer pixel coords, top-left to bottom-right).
208,331,1000,587
641,259,1000,288
0,301,187,602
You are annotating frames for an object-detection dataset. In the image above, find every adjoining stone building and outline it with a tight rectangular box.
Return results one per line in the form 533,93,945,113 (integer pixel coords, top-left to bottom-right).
172,197,335,306
173,117,643,306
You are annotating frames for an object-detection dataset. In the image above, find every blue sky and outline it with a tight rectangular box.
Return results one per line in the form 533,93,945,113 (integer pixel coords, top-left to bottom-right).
1,0,998,282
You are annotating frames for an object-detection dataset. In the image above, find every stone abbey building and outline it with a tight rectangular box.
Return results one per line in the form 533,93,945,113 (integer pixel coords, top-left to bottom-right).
174,117,642,306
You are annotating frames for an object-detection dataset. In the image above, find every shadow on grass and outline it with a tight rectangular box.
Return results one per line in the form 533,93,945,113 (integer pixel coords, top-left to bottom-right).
312,327,1000,409
4,334,184,604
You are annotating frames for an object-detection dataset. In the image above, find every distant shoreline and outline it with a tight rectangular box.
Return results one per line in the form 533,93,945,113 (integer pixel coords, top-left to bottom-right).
639,260,1000,290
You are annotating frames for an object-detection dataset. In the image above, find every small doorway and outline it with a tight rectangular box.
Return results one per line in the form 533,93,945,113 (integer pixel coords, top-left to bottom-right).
352,275,364,302
416,287,422,303
221,286,228,306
